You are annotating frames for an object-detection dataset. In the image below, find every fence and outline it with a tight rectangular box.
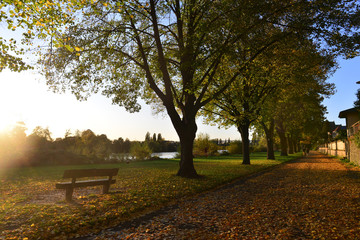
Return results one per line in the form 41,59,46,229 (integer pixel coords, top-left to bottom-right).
318,140,348,159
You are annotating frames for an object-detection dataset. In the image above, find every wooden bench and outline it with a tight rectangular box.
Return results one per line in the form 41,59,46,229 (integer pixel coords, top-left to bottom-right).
56,168,119,202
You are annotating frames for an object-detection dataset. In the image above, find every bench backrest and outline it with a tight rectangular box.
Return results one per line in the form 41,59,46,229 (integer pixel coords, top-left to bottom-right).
62,168,119,179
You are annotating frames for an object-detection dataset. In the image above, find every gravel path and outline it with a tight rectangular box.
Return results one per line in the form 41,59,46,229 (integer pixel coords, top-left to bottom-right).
84,152,360,239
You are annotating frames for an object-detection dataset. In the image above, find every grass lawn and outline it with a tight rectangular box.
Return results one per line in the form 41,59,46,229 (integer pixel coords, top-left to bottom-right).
0,152,301,239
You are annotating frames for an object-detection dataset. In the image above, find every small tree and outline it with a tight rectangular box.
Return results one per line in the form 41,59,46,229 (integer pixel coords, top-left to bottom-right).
145,132,151,142
130,142,152,160
157,133,163,142
354,89,360,109
193,133,218,157
227,141,243,154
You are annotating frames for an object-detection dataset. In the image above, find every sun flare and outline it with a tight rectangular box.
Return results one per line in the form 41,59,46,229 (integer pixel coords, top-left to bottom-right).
0,71,28,134
0,114,16,134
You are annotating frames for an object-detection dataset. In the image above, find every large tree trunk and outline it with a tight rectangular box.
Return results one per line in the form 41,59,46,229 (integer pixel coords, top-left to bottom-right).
261,119,275,160
287,134,294,154
167,107,199,178
177,132,198,178
276,122,288,156
292,139,298,153
238,119,251,165
177,124,198,177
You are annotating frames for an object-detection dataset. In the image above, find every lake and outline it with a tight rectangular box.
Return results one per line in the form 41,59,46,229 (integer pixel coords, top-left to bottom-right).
107,152,178,161
151,152,178,159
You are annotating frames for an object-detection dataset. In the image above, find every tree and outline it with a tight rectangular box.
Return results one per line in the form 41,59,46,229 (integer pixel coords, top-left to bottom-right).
64,129,72,138
28,126,53,152
157,133,163,142
81,129,97,156
0,23,28,72
112,137,124,153
0,0,53,73
258,105,276,160
6,121,27,163
130,142,152,160
94,134,111,159
145,132,151,142
354,89,360,109
261,75,333,157
255,40,336,158
227,141,242,154
123,138,131,153
14,0,360,177
193,133,218,157
31,126,53,141
203,37,335,163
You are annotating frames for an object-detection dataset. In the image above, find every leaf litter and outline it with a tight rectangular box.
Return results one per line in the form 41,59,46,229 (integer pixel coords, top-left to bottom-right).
88,152,360,240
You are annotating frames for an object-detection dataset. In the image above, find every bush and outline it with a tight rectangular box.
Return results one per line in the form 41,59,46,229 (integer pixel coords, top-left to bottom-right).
227,141,242,154
130,142,152,160
353,131,360,148
252,144,267,152
193,133,218,157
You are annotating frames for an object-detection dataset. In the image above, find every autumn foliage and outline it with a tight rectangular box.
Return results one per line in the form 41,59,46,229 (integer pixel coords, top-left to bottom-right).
0,153,300,239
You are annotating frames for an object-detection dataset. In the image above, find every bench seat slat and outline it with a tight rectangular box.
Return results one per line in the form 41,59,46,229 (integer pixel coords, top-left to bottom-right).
56,179,116,189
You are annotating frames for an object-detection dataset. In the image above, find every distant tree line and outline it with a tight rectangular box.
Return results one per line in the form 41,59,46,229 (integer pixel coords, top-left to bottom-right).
193,133,275,157
143,132,178,152
0,123,178,167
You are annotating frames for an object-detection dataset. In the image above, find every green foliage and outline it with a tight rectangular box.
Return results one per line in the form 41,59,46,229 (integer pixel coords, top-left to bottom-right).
145,132,151,142
0,124,115,166
354,89,360,109
0,152,301,239
353,131,360,148
130,142,152,160
31,126,53,141
334,129,348,142
193,133,218,157
252,131,268,152
227,141,243,154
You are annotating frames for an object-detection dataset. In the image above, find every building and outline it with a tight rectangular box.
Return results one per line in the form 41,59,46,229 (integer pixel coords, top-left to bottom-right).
339,107,360,165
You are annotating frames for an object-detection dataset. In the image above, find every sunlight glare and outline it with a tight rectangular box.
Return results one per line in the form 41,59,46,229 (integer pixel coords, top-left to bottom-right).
0,71,26,133
0,114,16,134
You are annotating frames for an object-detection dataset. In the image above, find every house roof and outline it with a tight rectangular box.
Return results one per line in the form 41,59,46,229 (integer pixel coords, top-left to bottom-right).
332,125,346,133
339,107,358,118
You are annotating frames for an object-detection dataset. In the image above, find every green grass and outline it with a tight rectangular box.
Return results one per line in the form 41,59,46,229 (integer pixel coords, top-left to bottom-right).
0,152,301,239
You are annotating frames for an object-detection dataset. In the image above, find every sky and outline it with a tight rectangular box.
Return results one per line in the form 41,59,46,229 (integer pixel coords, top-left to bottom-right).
0,55,358,141
0,30,242,142
0,69,240,141
322,57,360,126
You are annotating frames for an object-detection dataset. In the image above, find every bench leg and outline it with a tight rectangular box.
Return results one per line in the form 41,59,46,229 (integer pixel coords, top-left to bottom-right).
103,184,110,194
65,187,74,202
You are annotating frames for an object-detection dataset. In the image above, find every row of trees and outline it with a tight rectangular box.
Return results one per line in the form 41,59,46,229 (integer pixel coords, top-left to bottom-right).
144,132,177,152
0,123,177,166
1,0,360,177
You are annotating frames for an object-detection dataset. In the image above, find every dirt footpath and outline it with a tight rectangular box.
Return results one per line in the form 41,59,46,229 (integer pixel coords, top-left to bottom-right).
86,152,360,239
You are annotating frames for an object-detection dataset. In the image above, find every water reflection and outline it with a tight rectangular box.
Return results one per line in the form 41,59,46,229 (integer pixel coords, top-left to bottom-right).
151,152,178,159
